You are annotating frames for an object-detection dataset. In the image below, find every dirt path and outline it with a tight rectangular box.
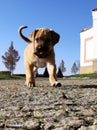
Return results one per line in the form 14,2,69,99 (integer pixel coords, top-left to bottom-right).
0,78,97,130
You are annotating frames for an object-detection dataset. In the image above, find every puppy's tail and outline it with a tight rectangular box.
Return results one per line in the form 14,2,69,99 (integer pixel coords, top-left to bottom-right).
18,25,32,43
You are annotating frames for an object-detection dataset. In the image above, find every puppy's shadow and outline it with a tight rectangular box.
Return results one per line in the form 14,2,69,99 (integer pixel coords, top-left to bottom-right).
80,84,97,88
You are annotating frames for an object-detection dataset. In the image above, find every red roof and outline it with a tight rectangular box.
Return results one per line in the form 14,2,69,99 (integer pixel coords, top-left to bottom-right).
80,26,92,33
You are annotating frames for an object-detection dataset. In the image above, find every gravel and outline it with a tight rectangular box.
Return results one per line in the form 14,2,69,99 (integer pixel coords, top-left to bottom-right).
0,78,97,130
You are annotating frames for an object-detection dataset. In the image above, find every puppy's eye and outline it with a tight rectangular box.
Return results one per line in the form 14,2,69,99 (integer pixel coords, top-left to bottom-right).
35,38,39,42
45,38,51,43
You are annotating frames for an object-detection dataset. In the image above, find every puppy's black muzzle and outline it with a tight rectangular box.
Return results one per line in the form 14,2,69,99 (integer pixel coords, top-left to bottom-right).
36,45,48,52
34,45,50,58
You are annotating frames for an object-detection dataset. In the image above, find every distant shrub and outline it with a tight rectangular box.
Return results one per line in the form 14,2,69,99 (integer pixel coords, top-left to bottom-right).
0,71,11,75
57,68,63,78
43,67,49,77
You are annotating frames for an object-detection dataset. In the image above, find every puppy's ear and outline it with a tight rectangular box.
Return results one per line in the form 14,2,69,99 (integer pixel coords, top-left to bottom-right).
29,29,39,42
51,30,60,45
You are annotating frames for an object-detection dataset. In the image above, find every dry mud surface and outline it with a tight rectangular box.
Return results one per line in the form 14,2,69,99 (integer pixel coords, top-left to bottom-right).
0,78,97,130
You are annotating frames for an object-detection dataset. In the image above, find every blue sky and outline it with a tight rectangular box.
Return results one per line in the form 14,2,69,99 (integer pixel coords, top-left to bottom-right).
0,0,96,75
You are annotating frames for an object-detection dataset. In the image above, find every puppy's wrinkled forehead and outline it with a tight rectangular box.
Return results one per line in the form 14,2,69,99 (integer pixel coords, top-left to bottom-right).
35,28,52,38
30,27,60,45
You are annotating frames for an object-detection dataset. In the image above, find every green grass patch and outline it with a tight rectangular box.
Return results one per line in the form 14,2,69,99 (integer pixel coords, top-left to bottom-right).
69,73,97,78
1,73,97,80
0,74,25,80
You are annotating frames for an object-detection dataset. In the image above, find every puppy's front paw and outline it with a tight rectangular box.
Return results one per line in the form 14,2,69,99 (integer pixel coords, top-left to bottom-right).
25,82,35,88
51,82,61,87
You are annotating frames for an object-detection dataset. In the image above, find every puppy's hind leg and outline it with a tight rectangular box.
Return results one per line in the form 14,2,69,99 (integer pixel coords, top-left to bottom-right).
33,66,38,78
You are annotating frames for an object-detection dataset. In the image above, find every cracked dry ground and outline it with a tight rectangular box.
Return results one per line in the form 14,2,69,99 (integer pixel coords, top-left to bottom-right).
0,78,97,130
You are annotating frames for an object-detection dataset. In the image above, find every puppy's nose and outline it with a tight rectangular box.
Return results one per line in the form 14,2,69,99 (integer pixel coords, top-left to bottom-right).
37,45,43,52
37,45,48,52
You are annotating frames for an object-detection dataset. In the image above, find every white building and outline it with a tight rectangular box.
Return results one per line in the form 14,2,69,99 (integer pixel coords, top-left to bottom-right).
80,8,97,74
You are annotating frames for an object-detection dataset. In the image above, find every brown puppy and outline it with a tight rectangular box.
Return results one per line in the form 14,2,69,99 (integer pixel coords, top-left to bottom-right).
18,26,61,87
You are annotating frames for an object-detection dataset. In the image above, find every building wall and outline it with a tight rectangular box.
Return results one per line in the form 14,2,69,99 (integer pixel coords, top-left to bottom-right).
92,9,97,60
80,66,93,74
93,60,97,72
80,8,97,74
80,28,93,67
